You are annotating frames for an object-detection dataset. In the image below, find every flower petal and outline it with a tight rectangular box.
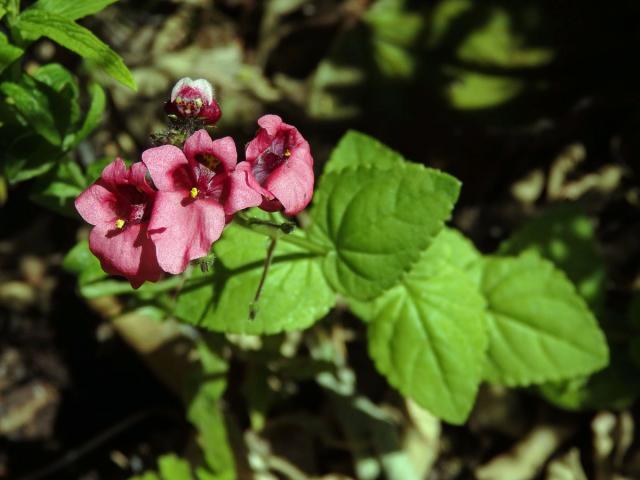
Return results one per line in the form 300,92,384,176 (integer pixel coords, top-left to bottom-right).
129,224,164,288
75,182,117,226
89,222,147,278
245,115,283,164
100,157,128,190
128,161,155,194
184,131,236,172
236,162,273,199
148,191,225,274
264,155,314,216
191,79,214,104
171,77,192,102
142,145,192,191
223,167,263,215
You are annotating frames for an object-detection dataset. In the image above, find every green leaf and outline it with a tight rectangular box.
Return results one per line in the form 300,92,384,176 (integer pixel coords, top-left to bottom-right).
0,131,62,183
157,455,192,480
368,228,488,424
186,340,236,480
71,82,105,147
15,9,136,90
479,252,609,386
0,31,23,74
455,6,554,69
308,164,460,300
445,68,525,110
32,63,82,143
500,203,606,310
539,348,640,411
32,0,118,20
1,80,61,145
62,240,108,285
324,130,405,174
175,219,335,335
30,159,85,217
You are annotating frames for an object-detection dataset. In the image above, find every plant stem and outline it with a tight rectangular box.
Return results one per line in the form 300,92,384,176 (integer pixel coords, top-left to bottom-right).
234,215,327,255
249,237,277,320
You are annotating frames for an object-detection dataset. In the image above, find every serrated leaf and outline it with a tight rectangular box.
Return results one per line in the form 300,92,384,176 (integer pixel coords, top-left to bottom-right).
175,219,335,335
324,130,405,174
368,229,488,424
15,9,136,90
0,31,23,74
500,203,605,310
157,455,192,480
539,348,640,411
308,164,460,300
480,252,608,386
32,0,118,20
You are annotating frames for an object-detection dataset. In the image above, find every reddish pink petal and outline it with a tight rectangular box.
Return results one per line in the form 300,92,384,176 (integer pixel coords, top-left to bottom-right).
100,158,128,189
184,130,214,164
210,136,237,172
223,167,263,215
75,182,117,226
89,223,147,278
142,145,191,191
236,162,273,199
264,155,314,215
245,115,284,164
128,162,155,194
184,131,237,172
257,114,284,136
129,224,164,288
148,191,225,274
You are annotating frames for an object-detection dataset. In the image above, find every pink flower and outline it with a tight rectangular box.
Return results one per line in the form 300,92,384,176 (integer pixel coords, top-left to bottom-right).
165,77,221,125
241,115,314,216
74,158,163,288
142,130,258,274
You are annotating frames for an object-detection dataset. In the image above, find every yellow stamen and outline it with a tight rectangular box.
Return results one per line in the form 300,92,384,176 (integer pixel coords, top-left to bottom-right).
115,218,125,229
195,98,203,108
190,187,199,198
284,148,291,158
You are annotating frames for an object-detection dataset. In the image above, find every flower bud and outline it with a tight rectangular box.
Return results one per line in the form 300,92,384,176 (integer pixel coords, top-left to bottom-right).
165,77,222,125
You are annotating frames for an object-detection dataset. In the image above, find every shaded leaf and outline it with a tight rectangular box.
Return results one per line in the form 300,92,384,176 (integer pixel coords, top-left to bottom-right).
480,252,608,386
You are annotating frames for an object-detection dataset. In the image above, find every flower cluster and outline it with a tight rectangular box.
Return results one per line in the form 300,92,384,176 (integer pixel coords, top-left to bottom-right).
75,78,314,287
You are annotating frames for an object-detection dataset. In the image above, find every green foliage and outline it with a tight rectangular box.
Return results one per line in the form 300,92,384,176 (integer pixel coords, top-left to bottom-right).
63,130,610,427
368,229,487,424
14,8,136,90
323,130,405,173
307,164,460,300
175,217,335,335
32,0,118,20
500,203,606,310
0,62,106,189
63,240,108,285
0,31,22,73
479,252,609,386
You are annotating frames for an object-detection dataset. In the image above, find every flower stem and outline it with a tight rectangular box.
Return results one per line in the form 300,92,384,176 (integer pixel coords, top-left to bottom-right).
234,215,327,255
249,237,277,320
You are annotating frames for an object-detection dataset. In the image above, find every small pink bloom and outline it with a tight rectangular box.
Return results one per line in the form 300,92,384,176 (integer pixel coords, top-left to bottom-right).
243,115,314,216
165,77,221,125
75,158,163,288
142,131,253,274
